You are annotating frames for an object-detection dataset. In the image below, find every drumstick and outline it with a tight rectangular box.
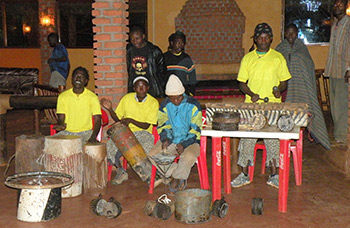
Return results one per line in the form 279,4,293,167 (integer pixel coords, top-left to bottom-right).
259,97,269,103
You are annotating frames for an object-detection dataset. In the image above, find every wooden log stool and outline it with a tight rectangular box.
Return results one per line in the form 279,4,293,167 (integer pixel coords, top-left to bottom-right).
83,142,107,196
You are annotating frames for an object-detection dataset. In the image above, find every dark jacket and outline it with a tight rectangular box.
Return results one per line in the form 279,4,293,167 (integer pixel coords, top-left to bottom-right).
127,41,166,98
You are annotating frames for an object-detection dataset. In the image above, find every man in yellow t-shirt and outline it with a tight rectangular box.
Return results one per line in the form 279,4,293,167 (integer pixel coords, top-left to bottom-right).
101,76,159,185
231,23,291,189
55,66,101,143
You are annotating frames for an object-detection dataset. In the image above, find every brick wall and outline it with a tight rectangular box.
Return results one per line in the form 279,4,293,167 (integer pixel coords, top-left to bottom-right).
39,0,56,84
175,0,245,64
92,0,129,106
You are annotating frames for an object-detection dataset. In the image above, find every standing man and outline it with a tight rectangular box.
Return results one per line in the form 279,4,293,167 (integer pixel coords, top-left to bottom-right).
231,23,291,189
101,76,159,185
47,33,70,88
148,74,202,194
276,24,330,150
164,31,197,95
324,0,350,144
127,25,166,98
54,66,101,143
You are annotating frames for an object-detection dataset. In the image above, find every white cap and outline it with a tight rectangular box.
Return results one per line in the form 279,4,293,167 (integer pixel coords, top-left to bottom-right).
133,76,149,85
165,74,185,96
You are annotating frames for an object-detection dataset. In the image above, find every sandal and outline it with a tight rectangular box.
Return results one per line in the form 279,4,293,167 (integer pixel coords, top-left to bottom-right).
168,179,187,195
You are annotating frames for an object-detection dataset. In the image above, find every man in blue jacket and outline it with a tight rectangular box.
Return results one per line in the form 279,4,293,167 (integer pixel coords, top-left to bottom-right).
48,33,70,88
149,74,202,194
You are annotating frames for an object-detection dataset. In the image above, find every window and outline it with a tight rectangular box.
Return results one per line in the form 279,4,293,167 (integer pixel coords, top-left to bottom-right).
284,0,333,44
0,1,39,47
58,1,93,48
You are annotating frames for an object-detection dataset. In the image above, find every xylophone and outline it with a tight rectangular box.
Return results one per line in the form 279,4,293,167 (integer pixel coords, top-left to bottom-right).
205,102,309,128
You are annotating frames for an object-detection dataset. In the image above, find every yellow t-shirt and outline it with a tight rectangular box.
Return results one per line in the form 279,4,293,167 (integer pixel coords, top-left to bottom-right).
56,88,102,132
237,49,292,103
115,93,159,133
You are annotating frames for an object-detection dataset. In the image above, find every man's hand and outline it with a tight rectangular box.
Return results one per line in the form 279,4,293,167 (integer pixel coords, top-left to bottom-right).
53,124,66,132
120,118,132,126
251,94,260,103
176,144,184,155
162,139,170,150
88,137,99,144
272,86,281,98
100,98,112,110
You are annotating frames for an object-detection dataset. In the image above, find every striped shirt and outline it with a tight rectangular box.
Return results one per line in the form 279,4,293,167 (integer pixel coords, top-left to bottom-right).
163,51,197,85
325,15,350,79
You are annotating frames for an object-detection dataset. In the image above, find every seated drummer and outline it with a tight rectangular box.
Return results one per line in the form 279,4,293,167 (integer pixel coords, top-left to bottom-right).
231,23,291,189
101,76,159,185
148,74,202,194
54,66,102,143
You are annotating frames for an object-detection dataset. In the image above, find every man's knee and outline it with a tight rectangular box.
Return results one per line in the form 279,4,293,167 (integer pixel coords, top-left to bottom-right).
149,141,162,156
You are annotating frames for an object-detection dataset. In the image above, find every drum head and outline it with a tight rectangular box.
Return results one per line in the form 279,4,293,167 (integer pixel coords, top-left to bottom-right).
5,171,73,189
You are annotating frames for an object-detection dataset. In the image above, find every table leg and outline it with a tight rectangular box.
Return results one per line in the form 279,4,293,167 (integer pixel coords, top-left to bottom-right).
223,137,231,194
212,137,222,202
199,136,209,190
278,139,291,213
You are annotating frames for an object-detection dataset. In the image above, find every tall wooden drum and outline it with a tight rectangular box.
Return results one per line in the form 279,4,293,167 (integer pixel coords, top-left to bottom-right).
83,142,107,196
43,135,83,198
15,134,45,173
107,122,152,183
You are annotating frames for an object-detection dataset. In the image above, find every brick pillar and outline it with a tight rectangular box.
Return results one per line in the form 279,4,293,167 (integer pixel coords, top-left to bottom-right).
92,0,129,106
39,0,56,84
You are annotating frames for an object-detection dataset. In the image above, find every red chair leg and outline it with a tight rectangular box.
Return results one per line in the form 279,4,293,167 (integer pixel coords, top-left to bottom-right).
261,148,267,174
50,124,57,135
123,157,127,170
148,165,157,194
248,147,257,182
107,164,112,181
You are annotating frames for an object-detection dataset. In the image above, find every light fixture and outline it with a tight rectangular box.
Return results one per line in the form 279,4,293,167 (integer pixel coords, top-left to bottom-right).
22,24,31,34
347,3,350,16
40,9,54,27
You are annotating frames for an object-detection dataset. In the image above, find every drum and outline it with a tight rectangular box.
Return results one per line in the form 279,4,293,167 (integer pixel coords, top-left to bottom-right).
43,135,83,198
212,111,240,131
277,114,295,132
175,189,212,224
250,113,267,130
5,171,73,222
83,142,107,196
15,134,45,173
107,122,152,183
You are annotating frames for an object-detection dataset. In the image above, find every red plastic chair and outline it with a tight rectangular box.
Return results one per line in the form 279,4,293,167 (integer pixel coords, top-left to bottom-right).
248,129,304,185
50,108,109,141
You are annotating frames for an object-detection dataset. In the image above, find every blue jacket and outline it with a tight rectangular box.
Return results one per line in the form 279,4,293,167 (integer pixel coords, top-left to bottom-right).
158,94,202,148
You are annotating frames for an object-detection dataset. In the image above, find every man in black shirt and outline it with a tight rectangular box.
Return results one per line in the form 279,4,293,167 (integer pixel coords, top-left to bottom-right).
127,25,166,98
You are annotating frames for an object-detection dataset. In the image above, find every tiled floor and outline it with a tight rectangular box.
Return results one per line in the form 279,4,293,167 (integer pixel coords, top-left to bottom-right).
0,109,350,228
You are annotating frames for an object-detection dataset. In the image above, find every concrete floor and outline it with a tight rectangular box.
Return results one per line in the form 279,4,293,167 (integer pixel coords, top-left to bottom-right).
1,109,350,228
